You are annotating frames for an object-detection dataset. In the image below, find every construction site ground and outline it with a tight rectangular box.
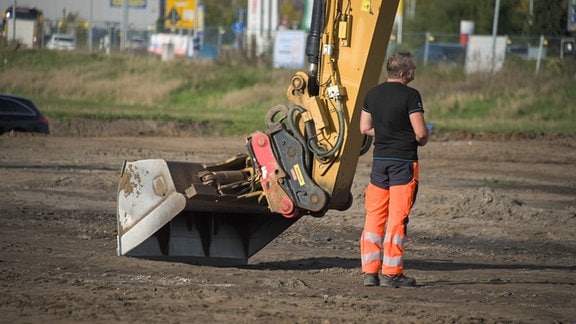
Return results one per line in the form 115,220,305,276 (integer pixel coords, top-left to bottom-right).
1,120,575,323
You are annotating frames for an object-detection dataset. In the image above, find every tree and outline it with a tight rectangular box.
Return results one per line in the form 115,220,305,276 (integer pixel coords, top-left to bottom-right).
202,0,244,27
531,0,570,36
201,0,304,28
405,0,569,37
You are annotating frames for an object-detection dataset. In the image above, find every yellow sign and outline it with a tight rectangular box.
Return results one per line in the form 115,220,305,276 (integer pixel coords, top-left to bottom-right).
361,0,371,12
292,164,306,186
110,0,147,8
165,0,196,29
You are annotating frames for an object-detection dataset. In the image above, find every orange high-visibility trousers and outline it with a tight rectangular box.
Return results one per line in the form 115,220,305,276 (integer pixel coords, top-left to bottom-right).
360,162,419,276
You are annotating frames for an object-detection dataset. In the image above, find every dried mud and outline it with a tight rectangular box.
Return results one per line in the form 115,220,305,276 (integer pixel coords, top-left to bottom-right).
1,120,575,323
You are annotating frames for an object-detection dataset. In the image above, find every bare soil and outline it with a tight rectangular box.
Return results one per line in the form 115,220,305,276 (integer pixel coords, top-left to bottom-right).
1,120,575,323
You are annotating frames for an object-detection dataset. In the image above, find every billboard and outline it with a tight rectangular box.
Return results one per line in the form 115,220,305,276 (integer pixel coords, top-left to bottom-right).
165,0,196,29
465,35,507,74
273,30,306,68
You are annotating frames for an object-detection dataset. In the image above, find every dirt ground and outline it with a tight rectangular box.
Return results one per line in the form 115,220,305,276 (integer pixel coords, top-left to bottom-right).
1,120,575,323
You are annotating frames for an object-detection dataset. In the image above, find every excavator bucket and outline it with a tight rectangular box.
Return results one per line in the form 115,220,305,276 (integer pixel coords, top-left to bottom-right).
117,156,297,266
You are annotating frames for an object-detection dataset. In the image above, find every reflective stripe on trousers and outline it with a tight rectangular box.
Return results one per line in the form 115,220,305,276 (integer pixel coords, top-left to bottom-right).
360,162,419,276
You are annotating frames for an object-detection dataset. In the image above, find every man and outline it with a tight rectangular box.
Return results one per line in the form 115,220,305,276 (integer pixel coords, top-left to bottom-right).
359,52,429,288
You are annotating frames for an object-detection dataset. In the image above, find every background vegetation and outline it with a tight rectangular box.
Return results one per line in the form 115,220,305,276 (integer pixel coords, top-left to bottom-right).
199,0,573,37
0,48,574,136
405,0,571,37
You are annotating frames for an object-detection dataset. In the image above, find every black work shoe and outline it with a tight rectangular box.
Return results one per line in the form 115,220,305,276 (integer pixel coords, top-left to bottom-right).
363,273,380,287
380,274,416,288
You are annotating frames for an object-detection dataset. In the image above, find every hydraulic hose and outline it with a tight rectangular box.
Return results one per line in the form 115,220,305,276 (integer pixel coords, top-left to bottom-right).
287,105,311,171
307,99,345,159
288,101,345,161
306,0,324,96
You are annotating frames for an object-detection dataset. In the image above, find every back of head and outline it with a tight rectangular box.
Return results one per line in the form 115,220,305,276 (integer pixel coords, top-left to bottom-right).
387,52,414,78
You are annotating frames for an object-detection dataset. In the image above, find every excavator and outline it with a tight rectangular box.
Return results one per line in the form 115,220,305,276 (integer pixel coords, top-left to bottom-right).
117,0,399,266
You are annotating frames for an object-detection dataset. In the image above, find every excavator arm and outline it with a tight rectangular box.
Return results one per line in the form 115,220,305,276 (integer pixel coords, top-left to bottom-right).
117,0,399,266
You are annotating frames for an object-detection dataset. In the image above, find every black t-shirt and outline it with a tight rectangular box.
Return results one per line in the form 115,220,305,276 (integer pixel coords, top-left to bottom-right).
362,82,424,161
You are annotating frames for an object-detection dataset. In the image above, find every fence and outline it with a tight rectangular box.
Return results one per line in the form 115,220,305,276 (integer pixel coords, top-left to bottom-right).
2,21,574,66
392,32,575,67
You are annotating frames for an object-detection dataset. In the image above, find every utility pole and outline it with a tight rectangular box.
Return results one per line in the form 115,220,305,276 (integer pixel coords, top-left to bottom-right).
12,0,16,42
88,0,93,52
491,0,500,73
121,0,128,51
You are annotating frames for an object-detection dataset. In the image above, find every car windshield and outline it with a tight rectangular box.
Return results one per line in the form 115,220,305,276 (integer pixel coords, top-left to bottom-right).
56,37,74,42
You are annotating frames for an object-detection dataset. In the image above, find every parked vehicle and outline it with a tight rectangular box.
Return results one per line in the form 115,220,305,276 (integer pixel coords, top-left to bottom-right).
0,94,50,134
415,42,466,66
3,6,44,48
128,37,148,52
46,33,76,50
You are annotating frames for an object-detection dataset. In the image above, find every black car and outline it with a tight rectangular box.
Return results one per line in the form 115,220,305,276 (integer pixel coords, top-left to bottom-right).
0,94,50,134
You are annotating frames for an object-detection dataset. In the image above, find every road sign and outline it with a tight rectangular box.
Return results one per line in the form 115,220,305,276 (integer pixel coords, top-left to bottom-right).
165,0,196,29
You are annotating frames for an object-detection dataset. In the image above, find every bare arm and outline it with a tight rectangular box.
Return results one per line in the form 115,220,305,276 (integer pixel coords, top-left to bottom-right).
409,111,429,146
359,110,375,137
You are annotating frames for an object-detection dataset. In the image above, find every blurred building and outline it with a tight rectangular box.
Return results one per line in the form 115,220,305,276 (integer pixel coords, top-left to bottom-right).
2,0,161,30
